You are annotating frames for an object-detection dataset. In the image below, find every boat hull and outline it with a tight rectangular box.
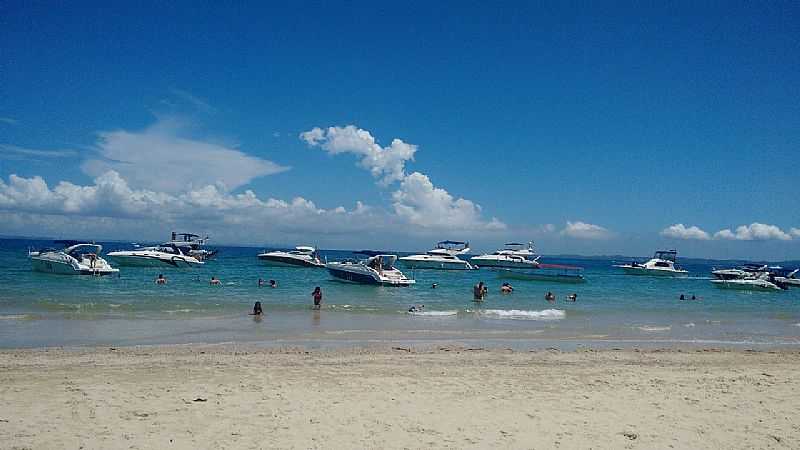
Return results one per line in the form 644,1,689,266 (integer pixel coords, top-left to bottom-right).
107,254,201,268
399,258,474,270
31,257,118,275
469,259,536,270
711,280,781,291
496,266,585,283
258,255,323,268
618,266,688,277
326,266,414,286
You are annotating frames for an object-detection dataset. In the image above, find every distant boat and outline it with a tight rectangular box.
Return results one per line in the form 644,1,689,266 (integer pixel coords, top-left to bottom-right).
166,232,217,261
257,246,324,268
711,277,783,291
326,254,415,286
614,250,688,276
399,240,477,270
470,242,539,269
472,242,584,282
29,240,119,276
107,244,203,268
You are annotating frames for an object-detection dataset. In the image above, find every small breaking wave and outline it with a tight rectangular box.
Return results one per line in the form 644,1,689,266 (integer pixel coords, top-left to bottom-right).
480,309,565,320
407,310,458,317
637,325,672,332
0,314,33,320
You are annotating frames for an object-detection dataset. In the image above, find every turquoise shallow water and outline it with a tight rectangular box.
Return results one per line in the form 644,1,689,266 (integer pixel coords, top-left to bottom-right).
1,239,799,348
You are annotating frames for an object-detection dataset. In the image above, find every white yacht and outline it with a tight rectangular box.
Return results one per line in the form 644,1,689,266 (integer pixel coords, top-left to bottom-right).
711,264,769,280
776,269,800,287
107,244,203,267
29,241,119,276
711,274,783,291
257,246,324,268
470,242,540,269
399,241,477,270
166,232,217,261
471,242,585,282
614,250,688,276
326,254,415,286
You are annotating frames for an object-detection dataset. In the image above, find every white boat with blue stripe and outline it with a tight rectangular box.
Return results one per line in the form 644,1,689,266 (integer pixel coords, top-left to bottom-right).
326,254,415,286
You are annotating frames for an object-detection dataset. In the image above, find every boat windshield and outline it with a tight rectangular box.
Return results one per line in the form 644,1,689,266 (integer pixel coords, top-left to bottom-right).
654,250,677,262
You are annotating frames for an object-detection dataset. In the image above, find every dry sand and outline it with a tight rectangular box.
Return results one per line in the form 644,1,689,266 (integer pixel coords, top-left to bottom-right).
1,345,799,449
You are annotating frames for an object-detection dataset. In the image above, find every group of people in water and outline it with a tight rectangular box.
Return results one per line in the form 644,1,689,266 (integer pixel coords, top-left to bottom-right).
472,281,577,303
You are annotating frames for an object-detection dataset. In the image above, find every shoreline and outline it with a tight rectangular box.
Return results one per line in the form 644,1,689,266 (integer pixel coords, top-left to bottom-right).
2,344,799,449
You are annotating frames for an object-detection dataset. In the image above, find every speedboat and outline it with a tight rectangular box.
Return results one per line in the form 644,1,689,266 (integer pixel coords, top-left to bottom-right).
166,232,217,261
29,241,119,275
776,269,800,287
107,244,203,267
614,250,688,276
472,242,585,282
711,263,769,280
470,242,540,269
326,254,415,286
399,240,477,270
711,271,784,291
257,246,324,268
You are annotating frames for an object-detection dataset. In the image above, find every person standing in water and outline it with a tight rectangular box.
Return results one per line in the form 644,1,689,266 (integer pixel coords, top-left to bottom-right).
312,286,322,309
473,281,487,301
250,301,263,316
155,274,167,285
210,276,221,286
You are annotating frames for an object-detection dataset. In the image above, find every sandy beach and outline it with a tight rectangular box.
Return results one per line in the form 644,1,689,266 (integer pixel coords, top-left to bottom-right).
0,345,798,449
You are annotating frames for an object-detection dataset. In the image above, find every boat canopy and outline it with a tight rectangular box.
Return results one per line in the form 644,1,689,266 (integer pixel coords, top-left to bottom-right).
367,254,397,269
295,246,316,253
65,243,103,256
654,250,678,262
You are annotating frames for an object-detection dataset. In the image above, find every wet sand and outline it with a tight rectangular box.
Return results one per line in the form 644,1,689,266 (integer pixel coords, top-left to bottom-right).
1,345,798,449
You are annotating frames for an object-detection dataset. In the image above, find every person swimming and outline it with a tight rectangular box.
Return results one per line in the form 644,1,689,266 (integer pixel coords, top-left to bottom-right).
567,293,577,302
210,276,221,286
500,282,513,294
431,283,438,289
408,304,425,313
545,291,556,302
258,278,265,287
269,279,277,288
155,274,167,285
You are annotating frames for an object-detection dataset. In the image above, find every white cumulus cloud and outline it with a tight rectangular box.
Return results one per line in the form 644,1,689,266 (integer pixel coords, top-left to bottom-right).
713,223,792,241
791,228,800,238
660,224,711,240
82,117,288,193
0,171,379,238
301,125,416,186
301,125,504,231
561,221,612,240
392,172,505,230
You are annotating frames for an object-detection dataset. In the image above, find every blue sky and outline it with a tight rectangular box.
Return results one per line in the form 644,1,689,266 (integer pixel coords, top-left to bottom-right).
1,2,798,259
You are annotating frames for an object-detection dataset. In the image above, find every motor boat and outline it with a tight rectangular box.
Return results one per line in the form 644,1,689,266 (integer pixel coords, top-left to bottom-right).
711,271,785,291
614,250,688,276
106,244,203,267
326,254,415,286
776,269,800,287
471,242,584,282
166,232,217,261
29,241,119,275
257,246,324,268
399,240,477,270
711,263,769,280
470,242,540,269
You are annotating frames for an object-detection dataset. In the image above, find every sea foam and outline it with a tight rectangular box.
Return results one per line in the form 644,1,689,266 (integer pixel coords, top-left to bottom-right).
480,309,565,320
407,310,458,317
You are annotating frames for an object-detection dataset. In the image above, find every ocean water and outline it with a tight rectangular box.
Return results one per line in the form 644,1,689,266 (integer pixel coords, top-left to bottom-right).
1,239,799,349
